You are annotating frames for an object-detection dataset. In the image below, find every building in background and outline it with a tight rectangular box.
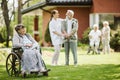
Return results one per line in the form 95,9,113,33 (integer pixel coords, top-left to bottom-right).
21,0,120,45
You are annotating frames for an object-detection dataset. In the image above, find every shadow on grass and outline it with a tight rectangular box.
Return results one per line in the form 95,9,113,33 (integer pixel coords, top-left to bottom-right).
0,64,120,80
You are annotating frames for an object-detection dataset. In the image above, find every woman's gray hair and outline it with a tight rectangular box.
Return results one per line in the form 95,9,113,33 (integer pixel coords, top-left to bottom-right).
103,21,109,25
93,24,99,28
15,24,25,32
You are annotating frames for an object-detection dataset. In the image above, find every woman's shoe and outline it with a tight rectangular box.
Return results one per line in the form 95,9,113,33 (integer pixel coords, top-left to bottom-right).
21,71,26,78
40,68,47,73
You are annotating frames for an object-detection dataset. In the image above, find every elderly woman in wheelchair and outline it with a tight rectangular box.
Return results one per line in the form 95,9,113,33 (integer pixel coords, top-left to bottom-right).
12,24,47,77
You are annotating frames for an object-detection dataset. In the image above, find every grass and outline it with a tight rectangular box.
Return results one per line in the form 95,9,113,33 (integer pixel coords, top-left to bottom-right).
0,47,120,80
1,65,120,80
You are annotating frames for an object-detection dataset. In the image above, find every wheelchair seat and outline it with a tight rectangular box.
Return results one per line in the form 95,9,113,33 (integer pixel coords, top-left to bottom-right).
12,47,23,53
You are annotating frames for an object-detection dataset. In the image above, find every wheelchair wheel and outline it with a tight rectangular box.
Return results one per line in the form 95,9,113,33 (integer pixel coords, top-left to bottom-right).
6,52,21,77
41,59,51,76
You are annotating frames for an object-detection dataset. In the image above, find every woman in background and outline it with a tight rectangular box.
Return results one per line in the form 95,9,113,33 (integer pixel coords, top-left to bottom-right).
101,21,111,54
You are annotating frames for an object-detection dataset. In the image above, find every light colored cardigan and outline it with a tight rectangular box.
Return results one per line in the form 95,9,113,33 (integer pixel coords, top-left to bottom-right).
61,18,78,42
12,33,39,49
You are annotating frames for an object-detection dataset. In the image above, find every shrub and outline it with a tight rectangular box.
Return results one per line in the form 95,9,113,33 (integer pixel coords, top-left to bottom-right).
80,27,91,44
0,27,7,43
110,31,120,52
44,22,52,44
0,43,5,48
0,41,12,48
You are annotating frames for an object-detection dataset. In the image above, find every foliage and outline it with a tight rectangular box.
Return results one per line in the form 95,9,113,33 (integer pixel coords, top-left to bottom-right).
0,43,5,48
22,15,43,40
23,0,45,8
110,31,120,52
44,22,52,43
0,27,7,43
109,23,116,30
3,41,12,48
0,41,12,48
0,0,44,47
22,16,34,36
80,27,91,44
77,41,88,49
0,25,14,43
0,14,43,47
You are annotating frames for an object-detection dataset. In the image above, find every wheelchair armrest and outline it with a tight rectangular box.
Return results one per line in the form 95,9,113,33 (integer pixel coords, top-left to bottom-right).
12,47,23,53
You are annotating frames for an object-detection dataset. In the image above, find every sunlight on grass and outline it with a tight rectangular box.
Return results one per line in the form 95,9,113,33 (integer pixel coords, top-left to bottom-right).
42,47,120,65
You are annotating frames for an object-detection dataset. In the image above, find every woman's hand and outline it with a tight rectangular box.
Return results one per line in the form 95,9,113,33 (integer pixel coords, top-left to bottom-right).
62,33,67,37
63,34,71,39
25,44,33,47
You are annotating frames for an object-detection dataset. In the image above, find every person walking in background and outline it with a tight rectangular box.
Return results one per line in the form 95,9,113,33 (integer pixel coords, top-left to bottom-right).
101,21,111,54
88,24,101,54
62,10,78,66
49,10,64,66
87,27,94,54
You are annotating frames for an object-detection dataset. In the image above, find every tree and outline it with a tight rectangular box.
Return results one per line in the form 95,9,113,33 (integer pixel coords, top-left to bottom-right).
1,0,14,47
18,0,32,24
18,0,22,24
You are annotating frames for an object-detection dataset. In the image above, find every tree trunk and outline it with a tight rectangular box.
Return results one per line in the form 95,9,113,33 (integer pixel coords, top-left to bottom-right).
1,0,10,47
18,0,22,24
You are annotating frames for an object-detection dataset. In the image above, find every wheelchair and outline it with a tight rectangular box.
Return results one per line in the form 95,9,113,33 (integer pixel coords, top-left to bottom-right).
6,47,50,77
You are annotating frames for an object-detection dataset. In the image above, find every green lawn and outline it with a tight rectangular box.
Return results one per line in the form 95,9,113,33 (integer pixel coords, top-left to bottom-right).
0,47,120,80
1,64,120,80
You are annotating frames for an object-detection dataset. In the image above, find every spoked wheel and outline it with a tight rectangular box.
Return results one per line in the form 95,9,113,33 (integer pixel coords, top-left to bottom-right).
6,53,21,77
